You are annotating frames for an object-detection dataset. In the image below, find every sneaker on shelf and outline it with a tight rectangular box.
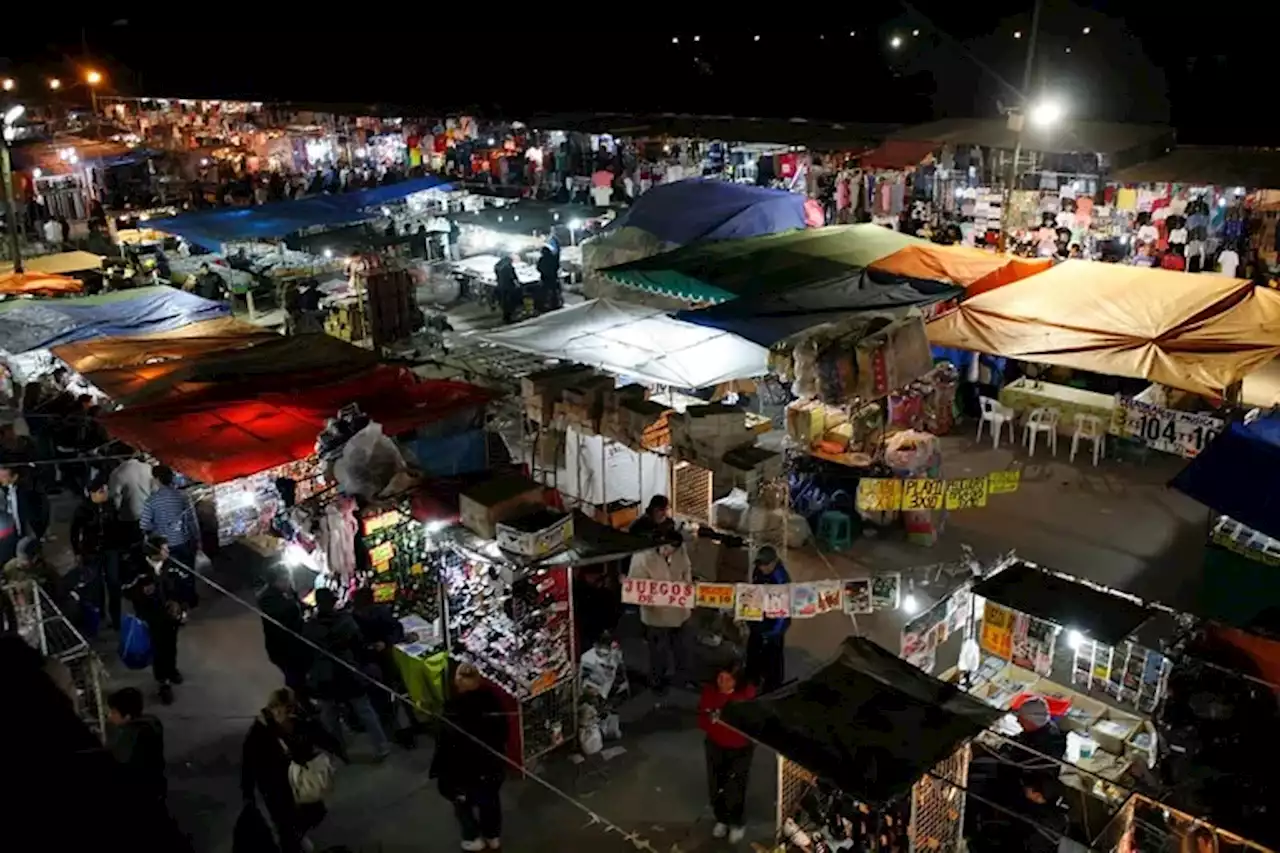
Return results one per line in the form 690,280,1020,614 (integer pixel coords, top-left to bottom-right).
484,839,501,850
728,826,746,844
460,840,485,852
712,823,728,839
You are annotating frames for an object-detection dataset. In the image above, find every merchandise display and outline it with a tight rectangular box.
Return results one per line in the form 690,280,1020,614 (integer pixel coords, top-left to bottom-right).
439,540,576,764
779,763,913,852
208,457,322,544
355,502,443,647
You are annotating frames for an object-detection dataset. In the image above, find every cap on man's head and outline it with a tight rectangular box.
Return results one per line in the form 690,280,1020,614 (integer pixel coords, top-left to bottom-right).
753,545,779,566
1015,696,1051,731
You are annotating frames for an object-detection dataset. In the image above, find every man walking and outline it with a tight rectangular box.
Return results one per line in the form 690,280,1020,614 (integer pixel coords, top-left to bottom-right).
70,476,127,630
124,537,191,704
258,566,311,697
139,465,201,602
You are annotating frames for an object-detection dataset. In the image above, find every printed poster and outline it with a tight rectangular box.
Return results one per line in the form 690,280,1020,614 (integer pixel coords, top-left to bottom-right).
987,470,1022,495
979,600,1014,659
790,583,819,618
902,478,945,511
945,477,989,509
761,586,792,619
735,584,765,621
621,578,695,608
871,573,901,611
857,478,903,512
694,582,736,610
842,578,872,614
814,580,842,614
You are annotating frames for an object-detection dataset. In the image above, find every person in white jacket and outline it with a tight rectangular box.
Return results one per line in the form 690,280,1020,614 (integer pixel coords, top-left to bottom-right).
628,530,693,695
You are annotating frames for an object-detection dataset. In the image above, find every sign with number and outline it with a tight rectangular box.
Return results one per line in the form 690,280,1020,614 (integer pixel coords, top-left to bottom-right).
902,478,945,510
621,578,695,608
945,477,989,509
980,601,1014,659
987,470,1021,495
695,583,736,610
857,478,903,511
1111,397,1223,458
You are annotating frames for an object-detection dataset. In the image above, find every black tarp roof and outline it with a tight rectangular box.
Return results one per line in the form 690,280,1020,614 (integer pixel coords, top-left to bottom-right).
972,561,1152,647
721,637,1002,806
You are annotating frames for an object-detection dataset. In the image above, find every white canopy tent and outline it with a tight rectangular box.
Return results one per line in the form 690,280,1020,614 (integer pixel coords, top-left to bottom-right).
475,298,769,388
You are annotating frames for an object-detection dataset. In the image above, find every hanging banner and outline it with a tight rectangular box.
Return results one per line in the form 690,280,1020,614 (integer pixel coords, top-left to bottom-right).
843,579,872,614
790,583,820,618
856,478,903,512
1110,397,1224,458
621,578,695,608
945,477,989,510
694,582,737,610
986,470,1022,495
902,478,946,510
979,601,1015,659
735,584,765,621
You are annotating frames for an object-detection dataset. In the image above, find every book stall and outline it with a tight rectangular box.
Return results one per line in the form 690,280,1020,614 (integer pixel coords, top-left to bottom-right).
723,637,1002,853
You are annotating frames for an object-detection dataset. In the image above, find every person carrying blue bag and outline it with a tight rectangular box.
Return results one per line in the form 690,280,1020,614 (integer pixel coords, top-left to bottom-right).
123,536,193,705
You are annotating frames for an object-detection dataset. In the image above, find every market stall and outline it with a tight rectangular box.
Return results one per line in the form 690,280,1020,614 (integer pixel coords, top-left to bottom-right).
722,636,1002,852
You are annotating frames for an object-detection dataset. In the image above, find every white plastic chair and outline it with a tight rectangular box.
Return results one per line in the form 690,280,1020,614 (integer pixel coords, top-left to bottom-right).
1022,407,1060,456
1071,413,1106,466
976,396,1016,449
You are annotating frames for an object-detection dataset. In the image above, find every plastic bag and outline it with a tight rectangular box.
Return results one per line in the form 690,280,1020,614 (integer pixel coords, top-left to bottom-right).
118,613,152,670
332,422,406,499
580,721,603,756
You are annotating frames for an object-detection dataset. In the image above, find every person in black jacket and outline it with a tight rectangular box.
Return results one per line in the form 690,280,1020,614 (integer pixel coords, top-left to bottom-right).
70,476,128,629
123,536,192,705
351,586,413,747
258,567,312,698
430,663,509,851
493,254,521,324
106,687,168,805
241,687,342,853
0,463,49,559
302,588,390,760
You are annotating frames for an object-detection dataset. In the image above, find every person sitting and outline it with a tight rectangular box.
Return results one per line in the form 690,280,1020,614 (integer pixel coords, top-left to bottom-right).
193,263,226,302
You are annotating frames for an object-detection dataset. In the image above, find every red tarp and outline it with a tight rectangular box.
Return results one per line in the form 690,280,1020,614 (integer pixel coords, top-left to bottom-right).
100,367,495,484
858,140,939,170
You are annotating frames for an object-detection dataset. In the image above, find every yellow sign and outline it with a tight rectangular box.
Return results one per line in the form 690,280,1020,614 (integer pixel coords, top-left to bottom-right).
945,477,989,510
902,478,945,510
980,601,1014,659
987,470,1021,495
695,583,737,609
857,478,903,512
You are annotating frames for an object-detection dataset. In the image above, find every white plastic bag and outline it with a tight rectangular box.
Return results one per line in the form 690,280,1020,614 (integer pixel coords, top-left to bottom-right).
580,722,603,756
332,422,406,498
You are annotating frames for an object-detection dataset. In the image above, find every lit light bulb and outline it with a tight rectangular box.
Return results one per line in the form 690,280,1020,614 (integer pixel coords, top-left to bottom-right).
1081,26,1091,35
902,594,919,615
754,34,761,42
890,35,903,49
671,36,679,44
48,78,62,90
1,78,13,92
1014,30,1022,39
1067,630,1085,650
912,28,920,36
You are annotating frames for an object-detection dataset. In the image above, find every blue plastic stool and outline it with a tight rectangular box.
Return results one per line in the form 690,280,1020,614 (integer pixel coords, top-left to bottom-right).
817,510,854,552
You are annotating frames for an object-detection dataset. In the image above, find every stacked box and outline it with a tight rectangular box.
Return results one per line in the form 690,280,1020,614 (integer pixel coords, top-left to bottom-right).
556,374,615,431
671,405,753,461
599,386,649,443
459,474,545,539
721,445,785,496
618,398,672,449
522,365,599,424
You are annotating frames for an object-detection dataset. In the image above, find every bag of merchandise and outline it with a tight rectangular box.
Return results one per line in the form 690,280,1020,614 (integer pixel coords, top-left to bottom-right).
332,422,406,499
285,747,336,804
579,717,604,756
118,613,152,670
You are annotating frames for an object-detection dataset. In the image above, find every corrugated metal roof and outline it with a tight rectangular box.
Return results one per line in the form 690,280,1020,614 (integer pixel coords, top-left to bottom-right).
1111,146,1280,189
889,117,1173,156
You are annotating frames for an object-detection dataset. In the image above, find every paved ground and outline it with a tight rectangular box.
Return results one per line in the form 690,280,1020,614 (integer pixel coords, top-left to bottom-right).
70,422,1214,853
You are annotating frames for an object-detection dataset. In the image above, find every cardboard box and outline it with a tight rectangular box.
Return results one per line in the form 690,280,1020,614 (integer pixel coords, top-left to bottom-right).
521,364,599,424
495,508,574,558
459,474,545,539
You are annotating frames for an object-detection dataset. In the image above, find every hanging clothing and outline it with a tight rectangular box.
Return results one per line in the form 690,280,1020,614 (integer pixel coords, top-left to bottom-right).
322,498,358,580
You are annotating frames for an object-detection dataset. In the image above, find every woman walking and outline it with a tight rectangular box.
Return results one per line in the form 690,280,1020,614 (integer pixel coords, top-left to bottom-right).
430,663,509,851
698,663,757,844
241,688,341,853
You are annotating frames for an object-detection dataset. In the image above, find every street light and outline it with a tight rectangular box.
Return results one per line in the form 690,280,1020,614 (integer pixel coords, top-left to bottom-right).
48,78,61,90
85,70,104,136
889,34,903,49
85,70,102,85
1029,99,1065,127
1,103,26,273
1,79,13,92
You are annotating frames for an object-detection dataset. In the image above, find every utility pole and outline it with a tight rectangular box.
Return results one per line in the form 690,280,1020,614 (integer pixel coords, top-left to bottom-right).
997,0,1042,252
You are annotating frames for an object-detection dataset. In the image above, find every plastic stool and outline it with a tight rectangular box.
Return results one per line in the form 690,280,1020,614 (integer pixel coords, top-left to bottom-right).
817,510,854,552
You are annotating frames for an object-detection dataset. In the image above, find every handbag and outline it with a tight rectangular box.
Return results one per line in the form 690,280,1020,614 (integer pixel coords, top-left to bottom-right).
118,612,152,670
281,740,335,804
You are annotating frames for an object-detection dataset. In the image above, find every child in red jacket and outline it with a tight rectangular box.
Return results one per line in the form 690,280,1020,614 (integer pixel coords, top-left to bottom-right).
698,663,757,844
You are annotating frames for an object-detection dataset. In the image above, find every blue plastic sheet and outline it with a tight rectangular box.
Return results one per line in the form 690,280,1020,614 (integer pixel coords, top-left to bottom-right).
1171,417,1280,541
0,286,230,354
148,175,451,251
612,178,807,244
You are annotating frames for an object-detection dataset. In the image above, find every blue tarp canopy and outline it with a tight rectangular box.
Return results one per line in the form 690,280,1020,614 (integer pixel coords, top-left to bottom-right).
611,178,807,244
148,176,451,251
0,285,230,354
1171,417,1280,541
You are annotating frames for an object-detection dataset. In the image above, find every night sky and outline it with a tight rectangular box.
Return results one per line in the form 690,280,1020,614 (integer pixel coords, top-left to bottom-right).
0,7,1265,144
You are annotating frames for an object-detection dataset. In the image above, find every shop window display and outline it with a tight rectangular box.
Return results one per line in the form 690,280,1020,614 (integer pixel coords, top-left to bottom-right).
351,502,444,649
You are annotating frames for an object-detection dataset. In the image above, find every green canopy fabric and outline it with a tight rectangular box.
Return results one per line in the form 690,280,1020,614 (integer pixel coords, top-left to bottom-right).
598,225,926,303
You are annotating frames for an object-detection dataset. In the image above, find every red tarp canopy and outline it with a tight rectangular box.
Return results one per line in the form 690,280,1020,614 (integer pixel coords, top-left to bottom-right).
858,140,939,170
100,367,495,483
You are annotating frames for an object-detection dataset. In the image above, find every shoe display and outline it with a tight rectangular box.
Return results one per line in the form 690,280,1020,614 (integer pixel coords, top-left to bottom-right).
712,822,728,838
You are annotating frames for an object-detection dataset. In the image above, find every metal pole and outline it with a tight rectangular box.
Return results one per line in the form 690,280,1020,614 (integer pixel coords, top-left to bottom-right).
997,0,1042,252
1,142,21,273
